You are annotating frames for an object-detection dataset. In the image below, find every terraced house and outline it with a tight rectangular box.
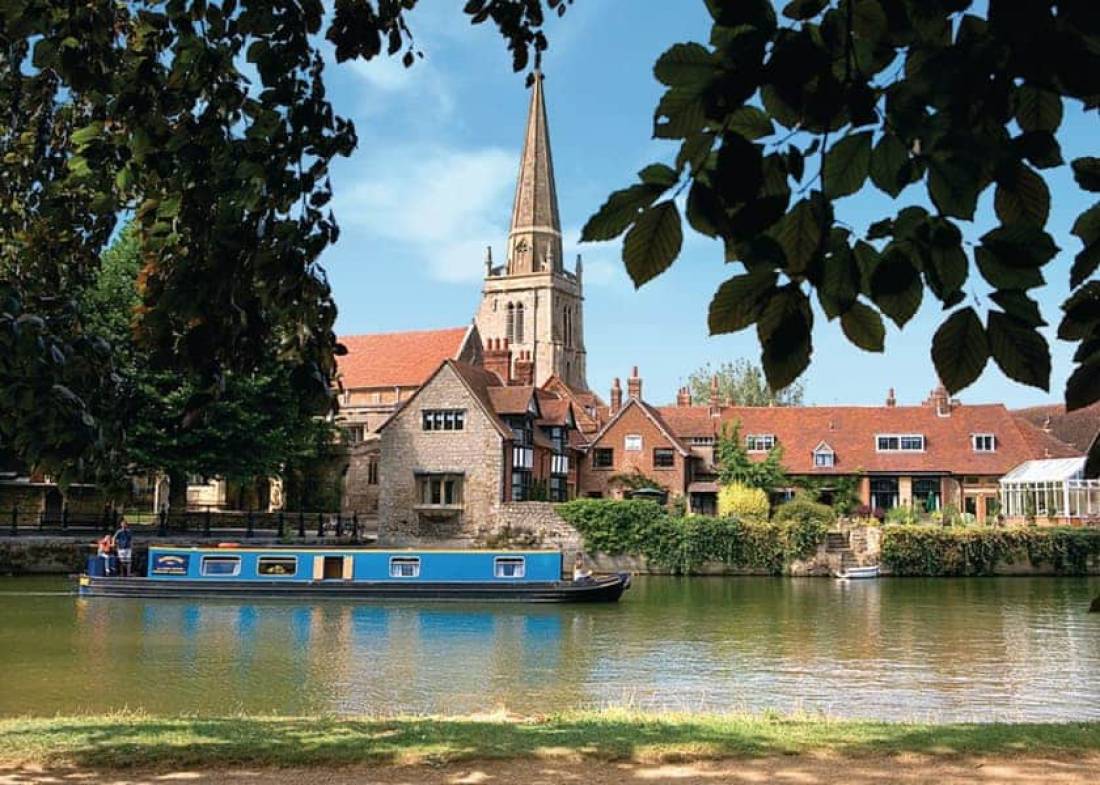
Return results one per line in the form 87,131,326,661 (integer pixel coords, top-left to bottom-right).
583,371,1080,523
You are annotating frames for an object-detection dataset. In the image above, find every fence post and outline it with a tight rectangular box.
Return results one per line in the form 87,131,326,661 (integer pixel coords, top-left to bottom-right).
335,515,343,539
246,509,254,539
38,510,44,531
277,511,285,539
316,513,324,538
204,508,211,538
298,511,305,538
158,508,167,537
61,504,68,531
352,512,359,543
10,505,17,536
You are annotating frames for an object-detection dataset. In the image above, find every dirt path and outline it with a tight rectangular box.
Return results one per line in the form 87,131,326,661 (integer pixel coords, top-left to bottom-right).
4,755,1100,785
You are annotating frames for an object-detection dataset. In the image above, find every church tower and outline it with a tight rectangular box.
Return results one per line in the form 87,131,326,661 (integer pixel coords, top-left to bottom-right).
474,73,588,390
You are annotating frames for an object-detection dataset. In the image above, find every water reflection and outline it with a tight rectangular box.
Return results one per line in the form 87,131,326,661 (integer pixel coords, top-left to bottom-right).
0,576,1096,721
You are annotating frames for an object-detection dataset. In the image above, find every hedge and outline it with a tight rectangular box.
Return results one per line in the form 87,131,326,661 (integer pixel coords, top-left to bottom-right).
881,525,1100,576
556,499,830,575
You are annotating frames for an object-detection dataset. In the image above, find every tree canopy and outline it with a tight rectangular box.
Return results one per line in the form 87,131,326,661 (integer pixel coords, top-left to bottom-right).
687,358,805,406
582,0,1100,469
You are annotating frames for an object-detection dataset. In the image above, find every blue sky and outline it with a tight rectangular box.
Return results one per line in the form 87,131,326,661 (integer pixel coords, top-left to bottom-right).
321,1,1092,409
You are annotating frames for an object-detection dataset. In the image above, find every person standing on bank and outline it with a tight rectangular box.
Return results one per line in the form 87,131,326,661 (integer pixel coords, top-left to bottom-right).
113,518,133,577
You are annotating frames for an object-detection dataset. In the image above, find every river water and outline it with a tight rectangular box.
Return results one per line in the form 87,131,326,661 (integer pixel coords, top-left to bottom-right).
1,575,1097,721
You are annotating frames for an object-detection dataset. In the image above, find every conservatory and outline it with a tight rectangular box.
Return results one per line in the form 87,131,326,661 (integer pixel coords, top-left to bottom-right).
999,457,1100,522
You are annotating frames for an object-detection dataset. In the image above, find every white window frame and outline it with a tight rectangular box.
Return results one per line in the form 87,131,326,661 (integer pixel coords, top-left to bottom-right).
746,434,776,452
200,555,241,577
257,556,298,577
813,450,835,467
389,557,421,578
876,433,925,452
972,433,996,452
493,557,526,579
624,434,643,452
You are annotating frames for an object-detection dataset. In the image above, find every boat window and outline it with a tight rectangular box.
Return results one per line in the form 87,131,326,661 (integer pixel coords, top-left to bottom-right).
494,557,526,578
257,556,297,576
200,556,241,577
389,557,421,578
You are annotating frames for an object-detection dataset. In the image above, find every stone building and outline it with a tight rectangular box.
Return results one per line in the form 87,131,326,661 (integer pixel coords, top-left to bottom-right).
474,72,588,390
376,345,584,545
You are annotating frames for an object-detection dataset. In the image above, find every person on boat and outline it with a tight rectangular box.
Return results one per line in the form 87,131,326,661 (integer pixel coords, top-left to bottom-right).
113,518,133,577
572,552,593,583
96,534,114,577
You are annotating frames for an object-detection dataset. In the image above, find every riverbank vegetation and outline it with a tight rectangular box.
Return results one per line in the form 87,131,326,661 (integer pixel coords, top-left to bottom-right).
882,526,1100,576
2,711,1099,769
558,499,832,574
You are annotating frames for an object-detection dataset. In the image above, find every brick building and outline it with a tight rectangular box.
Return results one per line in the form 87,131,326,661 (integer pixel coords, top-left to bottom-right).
579,370,1080,522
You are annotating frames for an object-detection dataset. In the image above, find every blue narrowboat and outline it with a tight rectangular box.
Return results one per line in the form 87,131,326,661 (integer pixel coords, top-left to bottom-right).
77,546,630,603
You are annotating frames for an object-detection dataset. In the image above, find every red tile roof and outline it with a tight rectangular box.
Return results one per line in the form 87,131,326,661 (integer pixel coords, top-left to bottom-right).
488,386,537,416
1014,402,1100,455
654,402,1081,475
337,327,471,389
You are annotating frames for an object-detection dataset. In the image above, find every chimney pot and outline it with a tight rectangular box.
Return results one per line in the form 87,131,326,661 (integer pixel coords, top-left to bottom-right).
627,367,643,401
610,377,623,414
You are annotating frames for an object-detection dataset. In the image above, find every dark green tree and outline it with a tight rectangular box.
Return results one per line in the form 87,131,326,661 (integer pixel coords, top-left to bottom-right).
583,0,1100,474
715,420,787,492
687,358,804,406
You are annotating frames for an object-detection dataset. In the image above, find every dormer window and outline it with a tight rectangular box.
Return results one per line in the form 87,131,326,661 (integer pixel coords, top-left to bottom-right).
877,434,925,452
972,433,995,452
746,434,776,452
813,442,835,467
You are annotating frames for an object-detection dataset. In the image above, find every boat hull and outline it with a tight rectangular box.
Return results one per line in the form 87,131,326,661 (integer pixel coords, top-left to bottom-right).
834,566,880,580
77,573,631,603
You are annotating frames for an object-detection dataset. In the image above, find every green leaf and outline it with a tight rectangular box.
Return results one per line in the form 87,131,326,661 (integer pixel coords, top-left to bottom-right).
1066,355,1100,412
987,311,1051,390
927,156,980,219
980,224,1059,269
989,290,1045,327
708,270,779,335
994,164,1050,228
823,131,873,199
869,133,909,198
782,0,828,20
638,164,678,187
1014,131,1063,169
1014,86,1063,133
727,106,776,140
1070,203,1100,289
774,199,822,274
870,248,922,327
757,287,813,390
654,43,717,90
932,308,989,394
1071,157,1100,193
975,247,1045,290
654,88,707,139
622,201,683,288
820,241,859,316
850,0,888,40
71,121,104,147
841,301,885,352
786,144,804,183
582,184,665,242
1057,282,1100,341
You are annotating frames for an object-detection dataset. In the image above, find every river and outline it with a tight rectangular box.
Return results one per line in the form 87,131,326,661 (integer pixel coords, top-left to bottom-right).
1,575,1097,721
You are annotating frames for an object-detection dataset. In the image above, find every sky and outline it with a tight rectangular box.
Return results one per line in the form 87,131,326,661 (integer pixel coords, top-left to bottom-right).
319,0,1094,409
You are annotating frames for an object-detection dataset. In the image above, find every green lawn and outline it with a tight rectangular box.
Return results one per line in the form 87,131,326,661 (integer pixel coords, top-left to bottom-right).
2,711,1099,768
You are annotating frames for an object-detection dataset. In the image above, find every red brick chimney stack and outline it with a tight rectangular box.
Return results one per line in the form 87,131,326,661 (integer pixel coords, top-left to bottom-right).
483,338,512,384
513,350,535,386
676,386,692,407
886,387,896,407
627,366,642,401
610,377,622,414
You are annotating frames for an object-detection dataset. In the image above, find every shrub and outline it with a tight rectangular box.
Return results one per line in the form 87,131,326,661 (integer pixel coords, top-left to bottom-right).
717,483,770,521
884,506,921,525
556,499,828,575
773,497,836,561
881,525,1100,576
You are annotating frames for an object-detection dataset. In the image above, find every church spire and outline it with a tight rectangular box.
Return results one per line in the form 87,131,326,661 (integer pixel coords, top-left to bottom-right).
507,71,563,276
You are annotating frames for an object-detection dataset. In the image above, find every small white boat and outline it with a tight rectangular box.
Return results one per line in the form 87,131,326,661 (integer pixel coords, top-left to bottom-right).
834,565,880,580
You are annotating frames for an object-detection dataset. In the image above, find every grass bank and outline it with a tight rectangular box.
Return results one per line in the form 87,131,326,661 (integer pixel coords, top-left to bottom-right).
2,711,1099,768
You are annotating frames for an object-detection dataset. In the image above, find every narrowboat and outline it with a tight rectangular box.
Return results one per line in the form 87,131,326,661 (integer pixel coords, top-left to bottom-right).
77,546,631,603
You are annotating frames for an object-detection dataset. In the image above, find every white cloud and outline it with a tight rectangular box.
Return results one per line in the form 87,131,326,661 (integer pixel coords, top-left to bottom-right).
562,226,628,288
334,145,517,283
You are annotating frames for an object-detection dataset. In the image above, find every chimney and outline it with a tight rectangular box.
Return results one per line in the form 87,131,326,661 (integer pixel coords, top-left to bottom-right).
676,386,692,407
886,387,896,407
610,377,622,415
709,374,721,416
513,350,534,386
483,338,512,384
627,366,642,401
925,381,952,417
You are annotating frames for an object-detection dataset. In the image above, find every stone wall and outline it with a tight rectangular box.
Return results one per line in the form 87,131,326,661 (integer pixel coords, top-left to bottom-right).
378,364,505,545
473,502,581,551
0,538,91,574
343,440,381,514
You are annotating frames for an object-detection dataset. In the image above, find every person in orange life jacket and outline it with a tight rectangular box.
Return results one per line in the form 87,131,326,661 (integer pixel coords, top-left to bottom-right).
96,534,114,576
